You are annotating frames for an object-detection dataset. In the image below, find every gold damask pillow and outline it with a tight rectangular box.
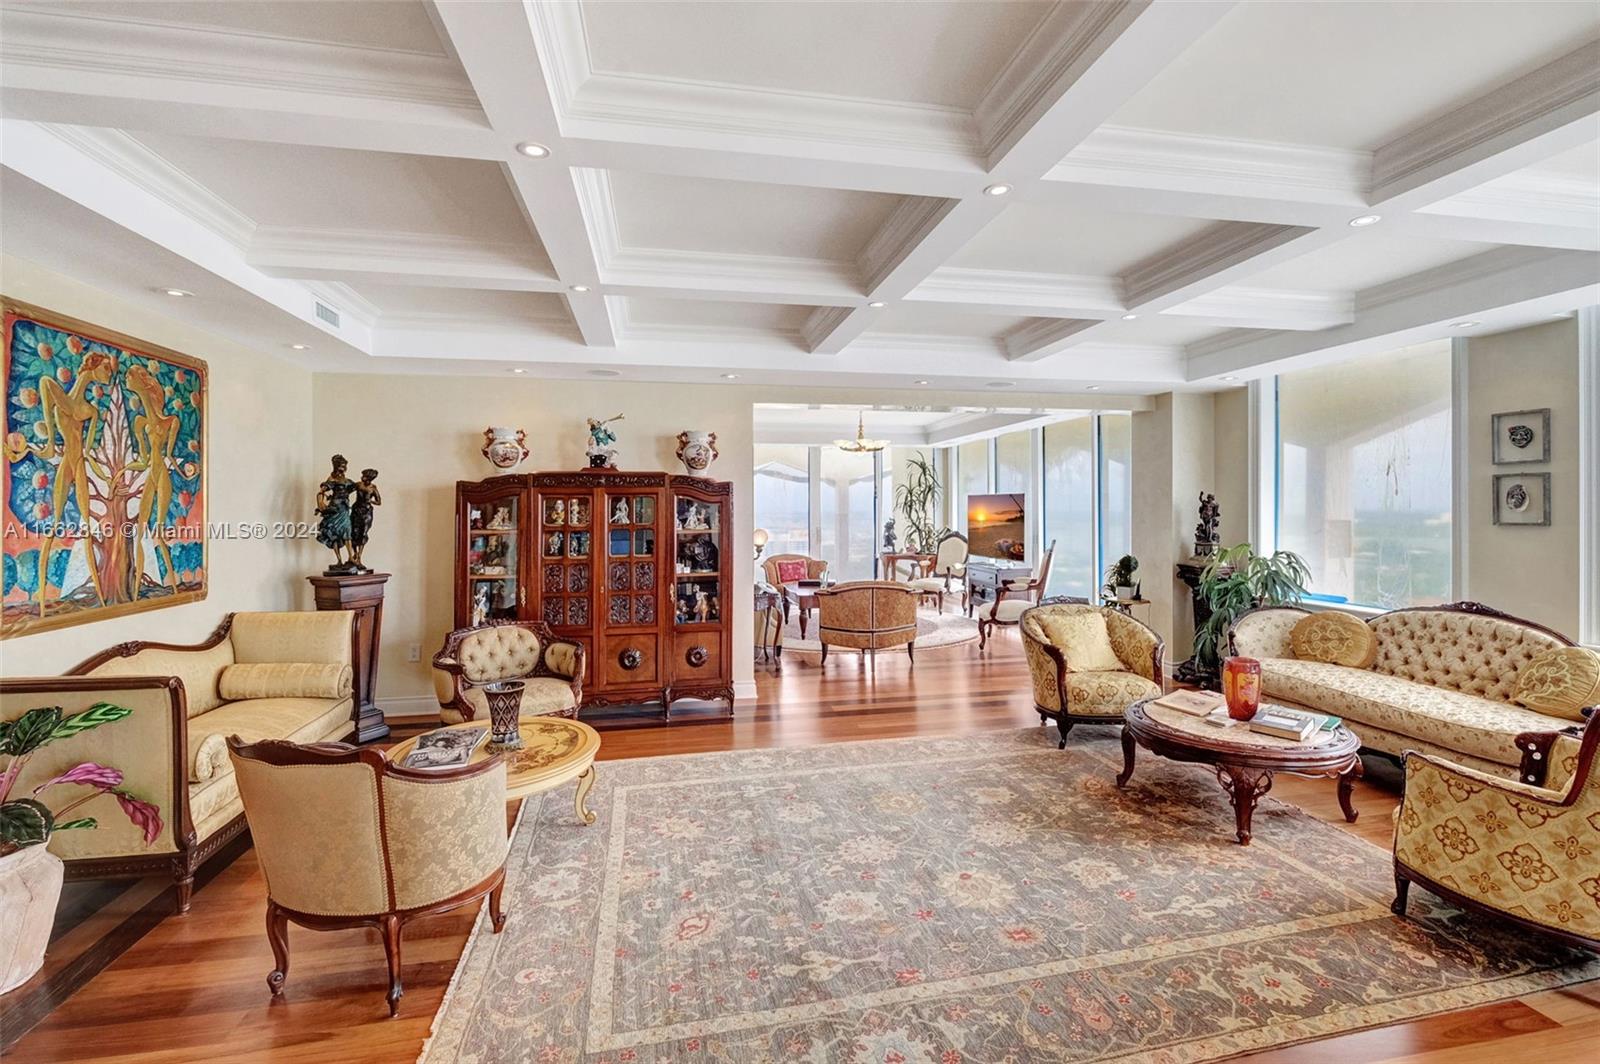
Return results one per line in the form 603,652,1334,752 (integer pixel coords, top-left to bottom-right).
1513,646,1600,722
1290,611,1377,668
1037,611,1124,672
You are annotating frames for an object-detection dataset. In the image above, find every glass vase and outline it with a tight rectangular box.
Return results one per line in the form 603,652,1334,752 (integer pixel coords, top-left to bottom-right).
1222,657,1262,721
482,680,525,752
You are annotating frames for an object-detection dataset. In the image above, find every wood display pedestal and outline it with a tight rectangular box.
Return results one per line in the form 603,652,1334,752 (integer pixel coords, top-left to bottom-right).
307,572,390,743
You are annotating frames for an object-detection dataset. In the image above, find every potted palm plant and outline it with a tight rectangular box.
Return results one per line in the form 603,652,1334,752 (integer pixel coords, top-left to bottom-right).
893,451,944,554
1190,544,1311,689
1102,554,1141,602
1,702,163,994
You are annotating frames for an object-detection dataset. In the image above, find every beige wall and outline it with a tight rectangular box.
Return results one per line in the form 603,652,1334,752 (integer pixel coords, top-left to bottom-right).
1132,392,1217,661
1211,387,1251,547
1465,318,1581,634
2,255,316,674
311,374,759,712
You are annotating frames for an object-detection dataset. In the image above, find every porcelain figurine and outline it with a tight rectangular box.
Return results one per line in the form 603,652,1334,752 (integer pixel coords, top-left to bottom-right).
585,414,624,469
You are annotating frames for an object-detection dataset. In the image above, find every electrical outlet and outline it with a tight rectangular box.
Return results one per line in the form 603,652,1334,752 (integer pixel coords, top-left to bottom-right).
407,643,421,663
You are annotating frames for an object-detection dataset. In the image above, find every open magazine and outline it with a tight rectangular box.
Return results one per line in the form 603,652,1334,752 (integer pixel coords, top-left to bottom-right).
400,727,488,770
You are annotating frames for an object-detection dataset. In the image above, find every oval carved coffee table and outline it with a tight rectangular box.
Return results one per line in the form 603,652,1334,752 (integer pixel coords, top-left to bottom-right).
389,717,601,825
1116,699,1362,845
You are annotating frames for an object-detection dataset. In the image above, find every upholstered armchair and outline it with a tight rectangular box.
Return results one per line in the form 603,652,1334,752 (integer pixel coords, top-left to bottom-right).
906,532,969,612
1022,600,1164,748
1392,711,1599,951
762,553,829,586
227,737,509,1015
977,541,1056,648
432,619,585,724
814,581,918,664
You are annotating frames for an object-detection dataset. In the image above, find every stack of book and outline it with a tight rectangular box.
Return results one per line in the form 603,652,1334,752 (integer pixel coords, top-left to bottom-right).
1248,705,1333,742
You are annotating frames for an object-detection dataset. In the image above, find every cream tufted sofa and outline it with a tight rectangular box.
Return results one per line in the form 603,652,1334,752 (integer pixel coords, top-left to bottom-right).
1,611,355,913
431,619,586,723
1230,602,1588,788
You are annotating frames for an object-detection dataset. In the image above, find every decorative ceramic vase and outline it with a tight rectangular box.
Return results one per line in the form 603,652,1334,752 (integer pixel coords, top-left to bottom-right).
481,427,529,471
1222,656,1262,721
0,843,64,995
675,431,718,475
482,680,525,752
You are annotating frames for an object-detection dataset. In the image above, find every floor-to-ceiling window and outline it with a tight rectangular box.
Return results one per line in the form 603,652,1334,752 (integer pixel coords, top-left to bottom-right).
818,448,879,582
1275,342,1452,608
1042,417,1094,597
1099,413,1133,579
753,445,810,557
995,430,1030,494
956,439,991,535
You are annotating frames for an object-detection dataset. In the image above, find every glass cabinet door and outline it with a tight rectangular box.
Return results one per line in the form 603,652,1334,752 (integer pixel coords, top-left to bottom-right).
603,492,659,628
673,494,722,625
537,492,592,629
465,494,522,623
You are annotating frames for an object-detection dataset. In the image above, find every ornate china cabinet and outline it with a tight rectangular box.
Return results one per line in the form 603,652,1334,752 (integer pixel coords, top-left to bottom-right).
453,470,733,717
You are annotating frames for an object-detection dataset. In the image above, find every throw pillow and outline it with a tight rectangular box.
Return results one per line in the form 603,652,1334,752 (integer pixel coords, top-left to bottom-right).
1513,646,1600,722
1038,611,1124,672
774,560,809,584
1290,611,1377,668
219,661,353,701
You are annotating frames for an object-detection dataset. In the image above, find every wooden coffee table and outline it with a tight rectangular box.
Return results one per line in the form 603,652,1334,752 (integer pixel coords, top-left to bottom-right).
1116,699,1362,845
780,581,827,639
389,716,601,825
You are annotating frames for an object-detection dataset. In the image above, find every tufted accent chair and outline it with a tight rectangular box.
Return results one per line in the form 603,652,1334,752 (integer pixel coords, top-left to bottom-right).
432,619,585,724
228,736,509,1015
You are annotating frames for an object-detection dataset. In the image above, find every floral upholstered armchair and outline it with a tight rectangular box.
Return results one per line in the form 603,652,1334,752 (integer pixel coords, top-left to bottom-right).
1392,710,1599,950
762,553,829,586
432,619,585,724
1022,601,1164,748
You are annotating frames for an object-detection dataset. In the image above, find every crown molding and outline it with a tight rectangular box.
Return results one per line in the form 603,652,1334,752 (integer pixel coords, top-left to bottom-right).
377,308,576,335
912,268,1123,315
1354,246,1556,313
615,320,808,349
1425,169,1600,230
1004,317,1101,361
1370,40,1600,205
1052,125,1369,205
0,6,482,113
857,197,959,292
572,166,622,264
1170,286,1353,330
1120,221,1312,309
603,247,861,303
247,226,554,285
34,124,258,250
302,281,381,329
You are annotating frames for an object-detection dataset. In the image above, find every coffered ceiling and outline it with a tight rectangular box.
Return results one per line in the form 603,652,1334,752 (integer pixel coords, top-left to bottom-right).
1,0,1596,393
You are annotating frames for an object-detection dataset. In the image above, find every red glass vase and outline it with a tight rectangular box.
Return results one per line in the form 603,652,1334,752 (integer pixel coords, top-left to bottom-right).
1222,657,1262,721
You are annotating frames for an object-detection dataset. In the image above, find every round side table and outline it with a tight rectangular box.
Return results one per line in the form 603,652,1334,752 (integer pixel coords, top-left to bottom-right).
390,716,601,825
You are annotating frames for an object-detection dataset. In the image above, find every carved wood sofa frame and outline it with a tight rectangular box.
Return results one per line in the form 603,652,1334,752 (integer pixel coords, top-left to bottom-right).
1226,599,1592,787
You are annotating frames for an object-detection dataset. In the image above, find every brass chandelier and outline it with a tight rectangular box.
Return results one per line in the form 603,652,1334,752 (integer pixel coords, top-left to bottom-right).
834,411,889,453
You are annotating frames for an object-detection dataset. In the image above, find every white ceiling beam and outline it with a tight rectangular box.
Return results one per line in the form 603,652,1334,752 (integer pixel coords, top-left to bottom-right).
1186,248,1600,381
804,0,1238,354
247,228,561,291
428,1,616,346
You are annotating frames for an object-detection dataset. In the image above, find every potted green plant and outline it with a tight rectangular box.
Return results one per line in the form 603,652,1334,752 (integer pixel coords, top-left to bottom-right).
1191,543,1311,688
893,451,944,554
1,702,163,994
1102,554,1141,603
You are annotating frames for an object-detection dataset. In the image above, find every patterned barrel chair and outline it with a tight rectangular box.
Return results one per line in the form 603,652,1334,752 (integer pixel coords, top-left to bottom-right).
1022,600,1165,748
814,581,918,665
431,619,586,723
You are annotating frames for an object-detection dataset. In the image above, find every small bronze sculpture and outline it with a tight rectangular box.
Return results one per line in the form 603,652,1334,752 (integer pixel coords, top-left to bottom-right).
315,454,358,575
350,468,381,572
1194,491,1220,557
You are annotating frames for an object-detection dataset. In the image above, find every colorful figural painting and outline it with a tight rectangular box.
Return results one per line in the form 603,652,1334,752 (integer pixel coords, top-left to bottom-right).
3,300,207,637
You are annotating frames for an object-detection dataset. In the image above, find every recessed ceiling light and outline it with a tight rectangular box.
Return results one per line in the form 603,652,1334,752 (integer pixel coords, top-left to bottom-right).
588,368,622,377
1120,313,1138,320
569,284,590,293
1085,385,1101,391
721,373,741,379
914,379,930,385
510,368,527,374
867,301,886,309
1348,214,1382,227
289,343,310,351
160,288,193,298
1450,320,1481,329
515,141,550,158
1220,375,1238,381
985,381,1015,388
983,183,1013,197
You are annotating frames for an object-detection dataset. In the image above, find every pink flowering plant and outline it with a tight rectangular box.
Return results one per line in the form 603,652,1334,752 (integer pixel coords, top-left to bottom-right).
0,702,163,857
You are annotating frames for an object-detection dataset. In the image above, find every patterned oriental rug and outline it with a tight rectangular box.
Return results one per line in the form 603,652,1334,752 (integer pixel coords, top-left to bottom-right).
421,729,1598,1063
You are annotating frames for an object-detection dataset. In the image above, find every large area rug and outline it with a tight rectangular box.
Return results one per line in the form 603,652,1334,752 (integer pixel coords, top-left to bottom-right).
421,729,1598,1063
780,606,979,655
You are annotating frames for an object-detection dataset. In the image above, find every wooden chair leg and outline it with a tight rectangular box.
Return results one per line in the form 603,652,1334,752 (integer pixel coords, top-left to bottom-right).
819,642,829,664
265,902,290,996
489,876,508,933
978,618,990,649
1057,720,1074,750
906,641,915,664
1391,870,1411,917
381,914,404,1017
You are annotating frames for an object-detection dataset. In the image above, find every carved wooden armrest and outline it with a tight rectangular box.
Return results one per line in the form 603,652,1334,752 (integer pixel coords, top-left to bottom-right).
1516,707,1593,787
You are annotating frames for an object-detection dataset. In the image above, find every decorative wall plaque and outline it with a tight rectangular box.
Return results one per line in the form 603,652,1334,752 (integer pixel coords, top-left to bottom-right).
1492,472,1551,526
1491,409,1551,465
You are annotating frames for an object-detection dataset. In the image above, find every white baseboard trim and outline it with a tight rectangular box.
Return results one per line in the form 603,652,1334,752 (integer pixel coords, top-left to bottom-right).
734,680,758,702
379,695,442,721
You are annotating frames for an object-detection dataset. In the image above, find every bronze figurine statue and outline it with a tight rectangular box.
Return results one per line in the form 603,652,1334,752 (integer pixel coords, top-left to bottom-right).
350,468,381,572
316,456,381,575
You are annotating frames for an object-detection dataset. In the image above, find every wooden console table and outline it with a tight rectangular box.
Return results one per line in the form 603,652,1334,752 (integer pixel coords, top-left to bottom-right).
964,557,1031,617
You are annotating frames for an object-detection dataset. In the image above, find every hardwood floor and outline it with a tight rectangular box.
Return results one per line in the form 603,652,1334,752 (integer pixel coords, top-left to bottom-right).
7,634,1597,1063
